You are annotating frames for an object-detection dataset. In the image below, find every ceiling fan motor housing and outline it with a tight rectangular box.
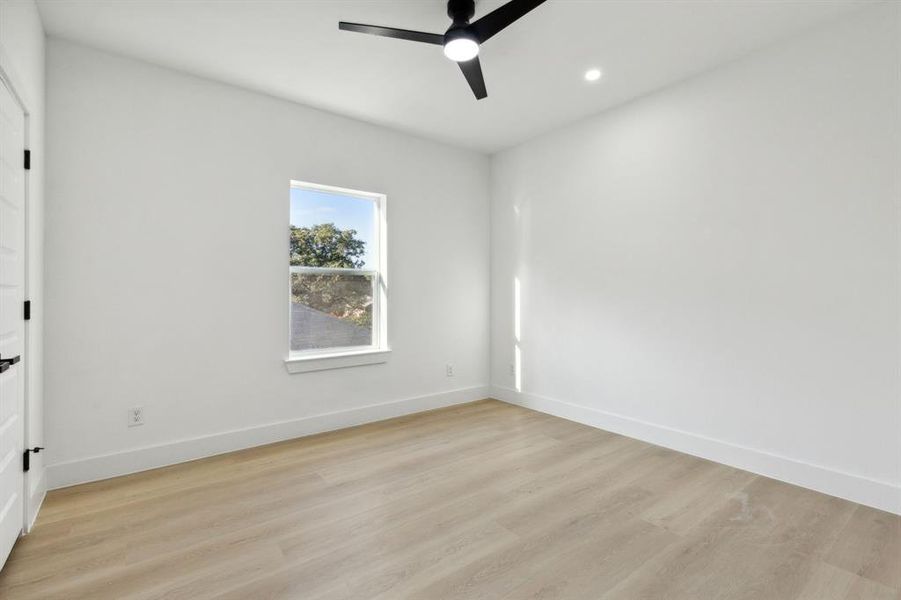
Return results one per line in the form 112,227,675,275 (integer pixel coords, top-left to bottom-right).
446,0,478,47
447,0,476,25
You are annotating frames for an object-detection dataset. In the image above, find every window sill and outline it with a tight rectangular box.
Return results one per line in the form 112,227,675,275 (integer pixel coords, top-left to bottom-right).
284,348,391,374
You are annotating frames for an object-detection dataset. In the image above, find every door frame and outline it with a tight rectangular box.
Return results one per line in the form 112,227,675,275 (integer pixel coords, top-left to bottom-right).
0,49,35,535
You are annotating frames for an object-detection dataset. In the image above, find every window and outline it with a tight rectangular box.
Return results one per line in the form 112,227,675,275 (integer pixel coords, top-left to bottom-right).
286,181,388,372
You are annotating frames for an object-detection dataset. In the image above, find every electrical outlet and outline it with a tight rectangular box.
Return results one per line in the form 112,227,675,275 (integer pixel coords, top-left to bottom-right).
128,406,144,427
446,364,455,377
509,364,516,376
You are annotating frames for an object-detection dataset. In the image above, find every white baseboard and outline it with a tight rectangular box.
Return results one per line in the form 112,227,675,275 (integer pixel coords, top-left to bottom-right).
492,385,900,515
47,386,490,490
26,469,46,533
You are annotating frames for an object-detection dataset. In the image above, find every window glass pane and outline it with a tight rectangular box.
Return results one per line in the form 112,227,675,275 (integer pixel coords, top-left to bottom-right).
291,271,374,351
289,183,382,354
290,188,376,269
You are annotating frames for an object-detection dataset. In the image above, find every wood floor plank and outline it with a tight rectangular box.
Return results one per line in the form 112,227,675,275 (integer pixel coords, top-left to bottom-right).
0,399,897,600
824,505,901,589
498,519,679,600
640,462,758,535
796,562,898,600
601,477,859,599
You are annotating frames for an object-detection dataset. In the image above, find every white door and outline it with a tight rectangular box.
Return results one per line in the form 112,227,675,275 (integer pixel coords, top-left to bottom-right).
0,78,26,568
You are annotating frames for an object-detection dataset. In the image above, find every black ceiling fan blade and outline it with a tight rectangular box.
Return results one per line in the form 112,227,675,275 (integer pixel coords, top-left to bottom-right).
458,56,487,100
338,22,444,45
468,0,547,43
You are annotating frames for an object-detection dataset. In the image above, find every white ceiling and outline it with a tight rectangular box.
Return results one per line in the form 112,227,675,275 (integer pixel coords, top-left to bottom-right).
37,0,870,153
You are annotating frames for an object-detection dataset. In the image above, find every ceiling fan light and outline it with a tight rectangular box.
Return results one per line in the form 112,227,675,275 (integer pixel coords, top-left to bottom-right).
443,37,479,62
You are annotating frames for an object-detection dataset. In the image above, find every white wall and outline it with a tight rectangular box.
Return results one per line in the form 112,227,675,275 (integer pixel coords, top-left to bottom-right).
45,40,490,487
0,0,46,526
490,4,901,513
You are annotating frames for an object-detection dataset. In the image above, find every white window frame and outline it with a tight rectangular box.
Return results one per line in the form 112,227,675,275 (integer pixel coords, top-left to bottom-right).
285,180,389,373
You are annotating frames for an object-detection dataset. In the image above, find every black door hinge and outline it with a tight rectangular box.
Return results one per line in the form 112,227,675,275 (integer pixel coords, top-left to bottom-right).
23,300,30,321
23,447,43,473
24,149,31,170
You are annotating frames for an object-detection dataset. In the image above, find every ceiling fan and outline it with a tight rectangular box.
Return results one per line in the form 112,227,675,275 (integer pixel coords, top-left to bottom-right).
339,0,548,100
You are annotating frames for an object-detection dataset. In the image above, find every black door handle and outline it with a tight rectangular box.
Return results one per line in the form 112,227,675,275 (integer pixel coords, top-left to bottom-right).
0,355,20,373
23,447,44,472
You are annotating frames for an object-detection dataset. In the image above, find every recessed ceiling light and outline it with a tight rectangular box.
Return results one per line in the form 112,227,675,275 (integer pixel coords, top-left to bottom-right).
584,68,602,82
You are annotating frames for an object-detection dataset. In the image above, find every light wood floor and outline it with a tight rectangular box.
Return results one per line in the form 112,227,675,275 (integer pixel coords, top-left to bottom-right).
0,400,898,599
